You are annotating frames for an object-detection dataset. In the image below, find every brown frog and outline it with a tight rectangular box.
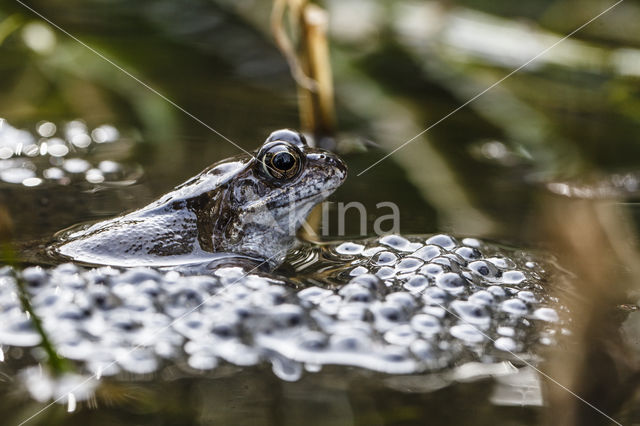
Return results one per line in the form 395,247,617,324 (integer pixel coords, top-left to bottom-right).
52,130,347,269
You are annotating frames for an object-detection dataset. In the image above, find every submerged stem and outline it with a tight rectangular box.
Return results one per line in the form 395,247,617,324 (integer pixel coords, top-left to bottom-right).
2,243,70,375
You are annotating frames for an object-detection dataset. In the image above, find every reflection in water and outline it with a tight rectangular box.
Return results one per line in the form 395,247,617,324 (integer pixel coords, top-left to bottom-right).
545,173,640,199
490,366,543,407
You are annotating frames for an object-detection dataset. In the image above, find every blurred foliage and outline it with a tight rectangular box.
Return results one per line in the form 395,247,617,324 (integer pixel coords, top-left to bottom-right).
2,0,640,238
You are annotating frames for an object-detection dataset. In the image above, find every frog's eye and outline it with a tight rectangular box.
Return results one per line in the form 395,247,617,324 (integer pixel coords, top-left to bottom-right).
258,142,302,180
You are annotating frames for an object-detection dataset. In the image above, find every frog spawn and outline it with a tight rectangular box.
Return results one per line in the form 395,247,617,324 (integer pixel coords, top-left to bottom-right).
0,234,563,403
290,234,564,366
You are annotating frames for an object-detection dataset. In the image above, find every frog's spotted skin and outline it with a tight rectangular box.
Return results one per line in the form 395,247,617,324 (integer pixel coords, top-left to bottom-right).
52,130,347,269
0,234,565,394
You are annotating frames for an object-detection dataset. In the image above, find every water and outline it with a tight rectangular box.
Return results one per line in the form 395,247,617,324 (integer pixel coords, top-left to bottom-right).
0,235,562,374
0,233,564,423
1,0,640,424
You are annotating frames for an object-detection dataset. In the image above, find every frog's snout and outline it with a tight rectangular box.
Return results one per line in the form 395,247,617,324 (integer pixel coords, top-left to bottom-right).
314,151,348,182
332,154,348,180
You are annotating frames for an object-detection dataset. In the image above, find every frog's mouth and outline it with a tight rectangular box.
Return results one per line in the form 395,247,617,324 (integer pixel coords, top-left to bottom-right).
243,191,327,214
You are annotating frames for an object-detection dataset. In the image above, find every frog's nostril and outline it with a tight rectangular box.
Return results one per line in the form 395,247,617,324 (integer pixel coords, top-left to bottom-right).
327,155,348,178
308,151,347,178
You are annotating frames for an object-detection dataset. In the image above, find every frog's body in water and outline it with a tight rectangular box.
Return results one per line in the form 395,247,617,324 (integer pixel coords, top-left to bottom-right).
52,130,347,268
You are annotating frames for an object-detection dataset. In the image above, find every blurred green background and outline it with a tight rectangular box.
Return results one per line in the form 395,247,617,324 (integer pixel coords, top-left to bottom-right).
2,0,640,243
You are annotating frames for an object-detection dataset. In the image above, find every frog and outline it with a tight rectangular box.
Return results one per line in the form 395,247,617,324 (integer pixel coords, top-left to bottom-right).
51,129,347,269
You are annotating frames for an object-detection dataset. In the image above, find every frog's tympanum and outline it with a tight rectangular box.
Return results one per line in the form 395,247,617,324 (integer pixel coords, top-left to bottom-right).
52,130,347,268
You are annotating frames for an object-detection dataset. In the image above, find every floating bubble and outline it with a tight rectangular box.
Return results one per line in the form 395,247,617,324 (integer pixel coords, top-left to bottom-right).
375,266,395,280
298,330,328,351
22,177,42,187
1,167,35,184
462,238,481,247
487,257,515,269
386,292,417,311
24,145,39,157
494,337,517,352
70,133,92,148
98,160,121,174
338,304,368,321
517,290,536,303
422,286,448,305
420,263,446,277
271,304,305,328
318,294,342,315
450,301,490,325
43,167,64,180
63,158,91,174
403,275,430,292
349,265,368,276
335,242,364,255
487,285,506,297
410,339,436,361
426,234,458,250
116,348,158,374
349,274,386,294
411,245,443,261
380,234,418,252
0,315,42,346
468,290,494,305
91,125,119,143
468,260,500,279
384,324,417,345
423,306,446,318
330,330,372,352
64,120,88,139
188,352,218,370
395,257,424,273
497,327,515,337
47,138,69,157
436,272,466,293
502,270,526,284
339,283,373,303
501,298,529,316
410,314,441,335
533,307,559,322
361,246,384,257
85,169,105,184
372,251,397,266
298,286,332,305
0,147,12,159
37,121,56,137
454,246,481,260
450,324,485,343
372,302,406,330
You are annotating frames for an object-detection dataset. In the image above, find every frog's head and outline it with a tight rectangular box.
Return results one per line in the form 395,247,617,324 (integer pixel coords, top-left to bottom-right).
211,129,347,267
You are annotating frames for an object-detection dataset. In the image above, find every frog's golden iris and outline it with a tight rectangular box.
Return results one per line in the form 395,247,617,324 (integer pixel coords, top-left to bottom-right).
259,141,302,180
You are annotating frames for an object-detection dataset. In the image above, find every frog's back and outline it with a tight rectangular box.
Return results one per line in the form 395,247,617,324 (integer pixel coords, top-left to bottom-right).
53,157,250,267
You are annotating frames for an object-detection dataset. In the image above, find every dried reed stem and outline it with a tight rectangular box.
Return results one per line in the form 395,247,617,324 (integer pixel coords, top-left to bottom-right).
272,0,336,140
